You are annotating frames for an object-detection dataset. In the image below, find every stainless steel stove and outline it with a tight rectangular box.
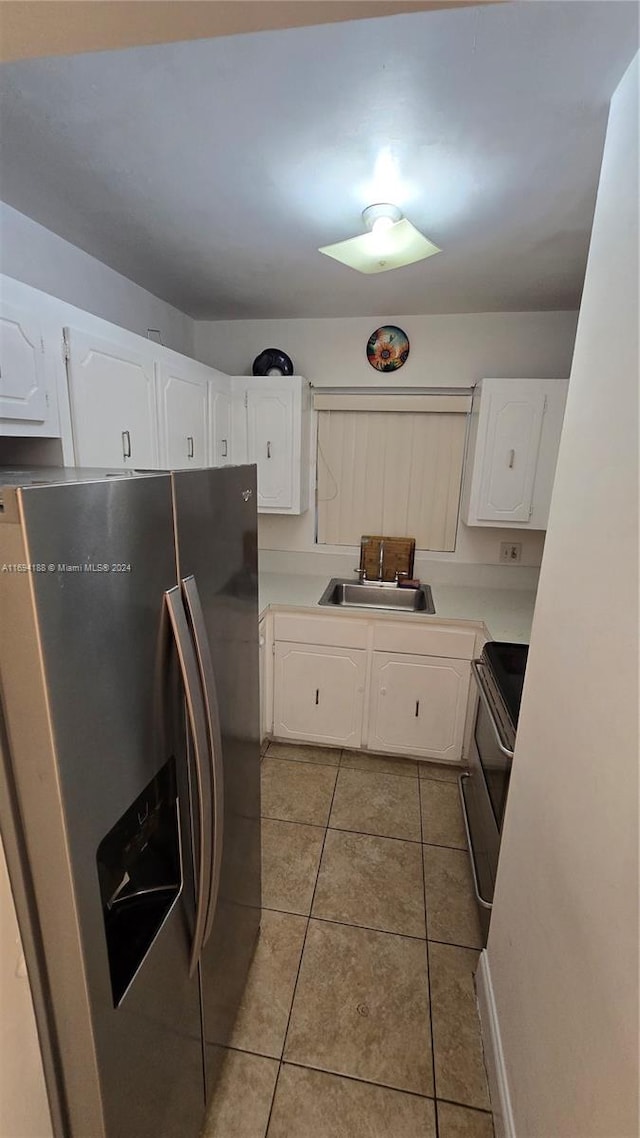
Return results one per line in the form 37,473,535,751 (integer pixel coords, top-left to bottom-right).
459,640,529,945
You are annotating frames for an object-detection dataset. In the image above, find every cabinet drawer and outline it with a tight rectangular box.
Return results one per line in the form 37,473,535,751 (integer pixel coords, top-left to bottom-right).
273,613,368,650
372,622,475,660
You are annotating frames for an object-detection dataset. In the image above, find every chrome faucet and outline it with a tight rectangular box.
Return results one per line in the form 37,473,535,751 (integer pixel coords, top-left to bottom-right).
355,537,396,585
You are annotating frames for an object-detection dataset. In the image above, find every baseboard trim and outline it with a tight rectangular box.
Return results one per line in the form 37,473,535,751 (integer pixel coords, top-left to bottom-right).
476,950,516,1138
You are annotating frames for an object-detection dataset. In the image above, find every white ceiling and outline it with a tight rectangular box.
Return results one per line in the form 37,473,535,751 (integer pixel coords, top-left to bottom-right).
0,2,637,319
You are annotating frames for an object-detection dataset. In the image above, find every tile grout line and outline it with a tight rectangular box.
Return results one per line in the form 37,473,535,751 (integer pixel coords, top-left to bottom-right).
266,742,467,784
258,750,480,1133
428,935,484,952
261,762,341,1138
419,773,437,1138
279,1056,436,1102
435,1095,495,1118
262,812,326,831
220,1042,493,1115
267,761,417,782
267,746,418,779
263,813,468,853
340,762,418,779
422,777,494,1130
264,752,341,773
260,904,483,953
261,906,428,943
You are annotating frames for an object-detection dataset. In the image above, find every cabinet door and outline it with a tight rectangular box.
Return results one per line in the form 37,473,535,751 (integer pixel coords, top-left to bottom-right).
66,328,158,468
528,382,568,528
273,642,366,748
157,365,207,468
247,388,294,510
0,302,47,422
477,384,546,522
209,386,232,466
369,652,470,761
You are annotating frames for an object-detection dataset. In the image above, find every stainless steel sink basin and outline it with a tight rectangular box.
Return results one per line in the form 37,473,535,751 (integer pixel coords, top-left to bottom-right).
318,578,435,614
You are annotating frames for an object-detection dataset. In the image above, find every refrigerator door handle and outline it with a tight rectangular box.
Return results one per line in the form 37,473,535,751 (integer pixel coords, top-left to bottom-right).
181,575,225,947
165,586,213,977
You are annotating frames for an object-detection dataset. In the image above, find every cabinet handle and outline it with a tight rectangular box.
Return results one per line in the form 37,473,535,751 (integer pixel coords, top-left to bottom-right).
266,441,271,459
221,439,228,458
315,689,319,705
187,435,194,459
415,700,420,718
508,448,515,469
121,430,131,460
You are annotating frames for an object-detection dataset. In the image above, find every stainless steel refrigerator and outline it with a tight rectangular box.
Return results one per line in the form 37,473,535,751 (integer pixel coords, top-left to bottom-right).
0,465,262,1138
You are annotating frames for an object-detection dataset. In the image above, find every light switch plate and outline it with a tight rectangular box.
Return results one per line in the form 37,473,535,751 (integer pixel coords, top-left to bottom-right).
500,542,522,563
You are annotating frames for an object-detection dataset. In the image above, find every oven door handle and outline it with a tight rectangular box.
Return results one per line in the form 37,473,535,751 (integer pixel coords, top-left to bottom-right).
459,775,493,910
471,659,515,759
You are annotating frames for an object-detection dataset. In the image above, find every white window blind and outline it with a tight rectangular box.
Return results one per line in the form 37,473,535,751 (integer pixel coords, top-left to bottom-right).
317,408,468,551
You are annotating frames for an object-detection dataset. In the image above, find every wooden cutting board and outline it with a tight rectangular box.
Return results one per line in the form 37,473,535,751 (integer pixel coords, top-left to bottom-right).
359,536,416,583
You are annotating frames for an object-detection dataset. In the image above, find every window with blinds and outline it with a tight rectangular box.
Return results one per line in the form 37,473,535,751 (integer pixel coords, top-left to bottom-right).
315,395,469,551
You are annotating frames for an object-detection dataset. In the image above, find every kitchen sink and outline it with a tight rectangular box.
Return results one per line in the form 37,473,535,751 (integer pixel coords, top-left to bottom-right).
318,578,435,614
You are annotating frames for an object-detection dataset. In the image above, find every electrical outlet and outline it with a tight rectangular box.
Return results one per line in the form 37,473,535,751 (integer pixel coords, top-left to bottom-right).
500,542,522,564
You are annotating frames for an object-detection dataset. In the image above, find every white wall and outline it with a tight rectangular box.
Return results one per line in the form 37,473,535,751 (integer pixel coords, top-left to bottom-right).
194,311,577,386
195,311,577,580
485,54,638,1138
0,202,194,357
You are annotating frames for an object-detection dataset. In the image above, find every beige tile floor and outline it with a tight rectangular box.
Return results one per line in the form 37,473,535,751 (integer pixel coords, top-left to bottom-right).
203,743,494,1138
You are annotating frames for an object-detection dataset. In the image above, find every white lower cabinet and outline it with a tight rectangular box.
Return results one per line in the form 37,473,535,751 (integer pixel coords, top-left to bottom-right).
368,652,470,761
266,614,475,763
273,642,367,748
259,617,272,743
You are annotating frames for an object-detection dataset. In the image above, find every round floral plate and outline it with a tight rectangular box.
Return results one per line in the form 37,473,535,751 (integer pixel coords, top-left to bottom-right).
366,325,410,372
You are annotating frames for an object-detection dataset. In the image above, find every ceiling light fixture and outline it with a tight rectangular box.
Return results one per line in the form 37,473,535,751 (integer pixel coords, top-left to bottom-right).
318,202,441,274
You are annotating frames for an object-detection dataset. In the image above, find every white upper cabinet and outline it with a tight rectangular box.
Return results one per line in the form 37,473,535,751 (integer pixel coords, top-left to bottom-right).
66,324,236,471
66,327,159,468
157,361,208,468
208,381,232,467
0,276,310,485
476,385,545,522
248,385,294,509
233,376,310,514
0,301,48,423
462,377,569,530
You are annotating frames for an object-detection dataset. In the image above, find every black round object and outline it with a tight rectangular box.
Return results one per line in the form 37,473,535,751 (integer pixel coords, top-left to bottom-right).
252,348,294,377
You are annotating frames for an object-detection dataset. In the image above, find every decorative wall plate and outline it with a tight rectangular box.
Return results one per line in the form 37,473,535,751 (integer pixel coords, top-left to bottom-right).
366,325,410,372
252,348,294,377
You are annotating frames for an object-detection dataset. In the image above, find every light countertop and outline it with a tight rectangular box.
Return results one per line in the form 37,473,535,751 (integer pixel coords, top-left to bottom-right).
258,572,536,644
